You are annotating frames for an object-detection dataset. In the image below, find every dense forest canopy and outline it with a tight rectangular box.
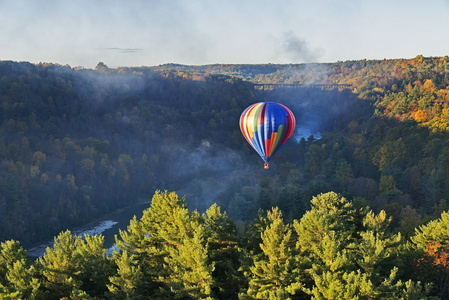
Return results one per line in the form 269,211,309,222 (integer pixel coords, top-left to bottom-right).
1,190,448,299
1,55,449,298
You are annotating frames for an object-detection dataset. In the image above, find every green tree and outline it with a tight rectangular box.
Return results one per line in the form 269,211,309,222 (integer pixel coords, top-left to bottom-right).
164,215,213,299
0,240,40,299
305,144,323,176
294,192,364,298
398,206,422,238
107,250,145,299
115,190,214,299
372,140,406,171
377,175,402,207
203,203,245,299
294,192,428,299
335,159,353,190
242,207,304,299
39,230,113,299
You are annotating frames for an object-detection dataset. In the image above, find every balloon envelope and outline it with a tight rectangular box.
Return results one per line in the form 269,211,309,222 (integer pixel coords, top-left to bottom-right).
239,102,296,166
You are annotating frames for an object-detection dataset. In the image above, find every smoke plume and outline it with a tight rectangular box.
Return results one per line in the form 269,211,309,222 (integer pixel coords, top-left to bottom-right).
280,31,324,63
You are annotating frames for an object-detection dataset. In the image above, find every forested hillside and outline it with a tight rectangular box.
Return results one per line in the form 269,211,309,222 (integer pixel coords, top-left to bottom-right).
2,56,449,242
0,61,260,246
1,56,449,298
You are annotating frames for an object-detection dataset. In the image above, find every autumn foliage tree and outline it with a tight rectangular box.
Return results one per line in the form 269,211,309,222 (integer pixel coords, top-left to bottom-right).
411,211,449,298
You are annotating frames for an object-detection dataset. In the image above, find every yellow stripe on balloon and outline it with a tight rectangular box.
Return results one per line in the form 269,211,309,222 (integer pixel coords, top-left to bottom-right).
252,104,263,133
247,103,262,139
245,105,257,139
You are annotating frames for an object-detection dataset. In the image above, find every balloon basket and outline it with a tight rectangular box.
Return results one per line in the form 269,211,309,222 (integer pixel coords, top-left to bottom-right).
264,162,269,169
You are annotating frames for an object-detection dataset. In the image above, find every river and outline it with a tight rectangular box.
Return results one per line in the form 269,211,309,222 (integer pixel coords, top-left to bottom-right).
295,120,321,141
27,201,151,258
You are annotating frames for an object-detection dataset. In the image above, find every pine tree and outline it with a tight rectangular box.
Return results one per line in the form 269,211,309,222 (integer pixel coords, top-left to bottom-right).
75,234,115,298
0,240,40,299
39,230,113,299
203,203,245,299
164,217,213,299
356,211,402,286
107,250,145,299
294,192,429,299
113,214,162,297
38,230,82,299
242,207,304,299
115,190,214,299
293,191,363,295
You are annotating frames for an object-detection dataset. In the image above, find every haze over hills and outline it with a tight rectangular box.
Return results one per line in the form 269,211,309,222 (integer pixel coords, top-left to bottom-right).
1,55,449,244
1,55,449,298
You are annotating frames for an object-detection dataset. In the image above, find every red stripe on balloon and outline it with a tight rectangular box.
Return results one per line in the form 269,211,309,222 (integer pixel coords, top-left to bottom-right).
265,138,271,157
259,103,266,125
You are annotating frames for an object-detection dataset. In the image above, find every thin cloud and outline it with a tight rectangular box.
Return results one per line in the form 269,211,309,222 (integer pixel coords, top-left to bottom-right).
105,48,144,54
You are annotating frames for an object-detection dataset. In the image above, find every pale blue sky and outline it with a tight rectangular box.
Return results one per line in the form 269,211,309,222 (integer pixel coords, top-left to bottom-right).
1,0,448,68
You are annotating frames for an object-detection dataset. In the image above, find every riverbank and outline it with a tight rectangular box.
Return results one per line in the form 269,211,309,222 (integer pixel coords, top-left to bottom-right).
27,201,151,259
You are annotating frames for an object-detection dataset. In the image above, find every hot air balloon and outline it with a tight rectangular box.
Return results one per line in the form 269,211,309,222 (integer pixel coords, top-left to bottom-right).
239,102,296,169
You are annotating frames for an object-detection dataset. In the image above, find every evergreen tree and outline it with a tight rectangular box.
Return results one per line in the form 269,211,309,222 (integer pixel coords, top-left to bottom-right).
75,234,115,298
242,207,304,299
203,203,246,299
294,192,430,299
0,240,40,299
164,211,213,299
113,214,162,297
39,230,113,299
356,211,402,286
115,190,214,299
244,209,273,256
107,250,145,299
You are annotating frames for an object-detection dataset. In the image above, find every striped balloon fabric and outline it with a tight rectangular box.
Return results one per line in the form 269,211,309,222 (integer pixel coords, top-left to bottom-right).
239,102,296,169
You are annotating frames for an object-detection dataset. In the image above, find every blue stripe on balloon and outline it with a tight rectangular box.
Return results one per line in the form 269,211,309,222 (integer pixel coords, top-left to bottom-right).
270,116,289,158
264,103,284,157
250,136,265,159
256,123,265,157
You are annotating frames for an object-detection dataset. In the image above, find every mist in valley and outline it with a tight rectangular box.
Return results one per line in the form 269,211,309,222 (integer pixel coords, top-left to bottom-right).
0,61,374,251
